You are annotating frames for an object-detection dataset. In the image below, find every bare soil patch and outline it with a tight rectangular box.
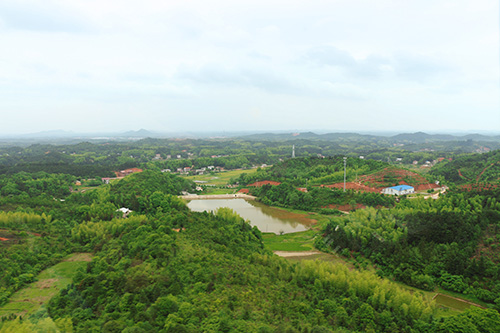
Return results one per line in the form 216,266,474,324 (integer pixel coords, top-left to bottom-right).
321,167,439,193
63,253,93,262
274,250,321,257
36,278,58,289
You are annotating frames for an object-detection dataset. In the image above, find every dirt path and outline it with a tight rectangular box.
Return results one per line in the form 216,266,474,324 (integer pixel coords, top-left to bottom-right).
180,193,257,200
274,250,322,257
458,169,470,180
476,163,495,184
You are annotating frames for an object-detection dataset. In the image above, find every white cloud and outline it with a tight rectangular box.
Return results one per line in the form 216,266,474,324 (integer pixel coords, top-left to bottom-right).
0,0,498,134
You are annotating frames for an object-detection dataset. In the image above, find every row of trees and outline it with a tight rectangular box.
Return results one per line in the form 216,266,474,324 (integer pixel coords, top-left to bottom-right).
250,183,395,212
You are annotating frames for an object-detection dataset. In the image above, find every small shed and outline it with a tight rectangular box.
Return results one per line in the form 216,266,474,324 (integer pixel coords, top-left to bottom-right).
117,207,132,218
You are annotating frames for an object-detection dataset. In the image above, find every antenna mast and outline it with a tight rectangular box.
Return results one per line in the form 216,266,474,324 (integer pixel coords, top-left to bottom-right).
343,157,347,192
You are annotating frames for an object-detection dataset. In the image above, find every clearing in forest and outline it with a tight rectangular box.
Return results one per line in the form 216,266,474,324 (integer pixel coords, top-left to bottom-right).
323,167,440,193
0,253,92,319
183,168,258,186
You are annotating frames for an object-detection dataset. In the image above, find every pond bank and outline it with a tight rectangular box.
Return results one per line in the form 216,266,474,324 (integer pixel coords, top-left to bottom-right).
180,193,257,200
274,250,322,257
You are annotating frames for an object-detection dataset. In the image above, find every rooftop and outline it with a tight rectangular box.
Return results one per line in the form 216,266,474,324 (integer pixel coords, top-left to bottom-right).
387,185,414,191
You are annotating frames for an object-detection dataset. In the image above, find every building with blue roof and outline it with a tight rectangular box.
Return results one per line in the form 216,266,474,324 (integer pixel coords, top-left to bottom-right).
381,185,414,196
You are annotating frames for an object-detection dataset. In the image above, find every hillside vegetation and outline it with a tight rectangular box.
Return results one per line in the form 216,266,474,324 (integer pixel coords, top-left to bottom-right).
2,139,500,331
431,150,500,186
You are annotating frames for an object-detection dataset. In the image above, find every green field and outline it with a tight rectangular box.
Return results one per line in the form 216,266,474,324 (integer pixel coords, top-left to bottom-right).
263,230,316,252
0,253,91,319
202,187,236,195
182,168,258,186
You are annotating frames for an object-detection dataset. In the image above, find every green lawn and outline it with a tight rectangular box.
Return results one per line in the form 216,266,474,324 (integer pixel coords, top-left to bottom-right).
263,230,317,252
183,168,258,186
0,253,91,319
202,188,236,195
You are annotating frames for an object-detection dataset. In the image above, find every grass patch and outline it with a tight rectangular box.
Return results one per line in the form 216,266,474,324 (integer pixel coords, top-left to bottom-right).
434,287,488,309
0,253,91,319
202,188,236,195
263,230,316,252
285,253,356,269
183,168,258,186
433,294,475,311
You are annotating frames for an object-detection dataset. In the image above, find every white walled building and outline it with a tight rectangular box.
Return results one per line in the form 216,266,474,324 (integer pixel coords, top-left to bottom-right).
381,185,415,196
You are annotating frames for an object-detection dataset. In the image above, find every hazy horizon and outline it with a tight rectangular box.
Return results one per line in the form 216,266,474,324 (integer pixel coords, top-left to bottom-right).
1,128,500,140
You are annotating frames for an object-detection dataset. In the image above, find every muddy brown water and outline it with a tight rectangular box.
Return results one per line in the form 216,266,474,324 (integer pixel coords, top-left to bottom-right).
187,199,314,234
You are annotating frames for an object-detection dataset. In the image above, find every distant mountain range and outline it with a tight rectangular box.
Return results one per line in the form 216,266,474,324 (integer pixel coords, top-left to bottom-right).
1,130,499,144
239,131,500,143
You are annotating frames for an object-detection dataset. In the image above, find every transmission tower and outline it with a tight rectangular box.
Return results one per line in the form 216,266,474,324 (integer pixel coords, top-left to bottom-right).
343,157,347,192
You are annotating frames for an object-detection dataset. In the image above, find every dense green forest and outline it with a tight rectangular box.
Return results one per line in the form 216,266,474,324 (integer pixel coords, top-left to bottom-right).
1,137,500,331
320,190,500,304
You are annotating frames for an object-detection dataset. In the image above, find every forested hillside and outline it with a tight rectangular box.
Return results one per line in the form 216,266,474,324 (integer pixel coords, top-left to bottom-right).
1,134,499,179
234,157,440,212
2,138,500,331
2,169,499,331
431,150,500,186
320,189,500,306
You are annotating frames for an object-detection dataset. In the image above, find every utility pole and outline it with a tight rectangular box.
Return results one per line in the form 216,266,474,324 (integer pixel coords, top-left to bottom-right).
343,157,347,192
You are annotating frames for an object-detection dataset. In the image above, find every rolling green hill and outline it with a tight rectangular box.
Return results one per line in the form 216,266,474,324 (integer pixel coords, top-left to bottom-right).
430,150,500,186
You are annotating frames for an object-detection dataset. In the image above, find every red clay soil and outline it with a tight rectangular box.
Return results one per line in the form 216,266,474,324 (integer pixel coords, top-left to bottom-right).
238,188,250,194
458,169,470,180
0,237,9,241
322,182,380,193
247,180,282,187
114,168,143,178
356,167,439,192
460,184,499,191
321,170,440,193
411,182,441,191
476,163,496,183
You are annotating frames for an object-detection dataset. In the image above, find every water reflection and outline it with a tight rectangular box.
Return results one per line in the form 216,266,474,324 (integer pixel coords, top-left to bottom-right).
187,199,311,234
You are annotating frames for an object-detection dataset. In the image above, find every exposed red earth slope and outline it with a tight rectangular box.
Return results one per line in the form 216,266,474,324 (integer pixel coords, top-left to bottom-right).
322,167,439,193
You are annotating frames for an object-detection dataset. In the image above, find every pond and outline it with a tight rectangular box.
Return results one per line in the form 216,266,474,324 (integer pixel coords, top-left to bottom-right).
187,199,314,234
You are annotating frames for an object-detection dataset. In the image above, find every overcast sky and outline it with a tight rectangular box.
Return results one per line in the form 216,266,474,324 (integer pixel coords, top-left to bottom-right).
0,0,499,134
